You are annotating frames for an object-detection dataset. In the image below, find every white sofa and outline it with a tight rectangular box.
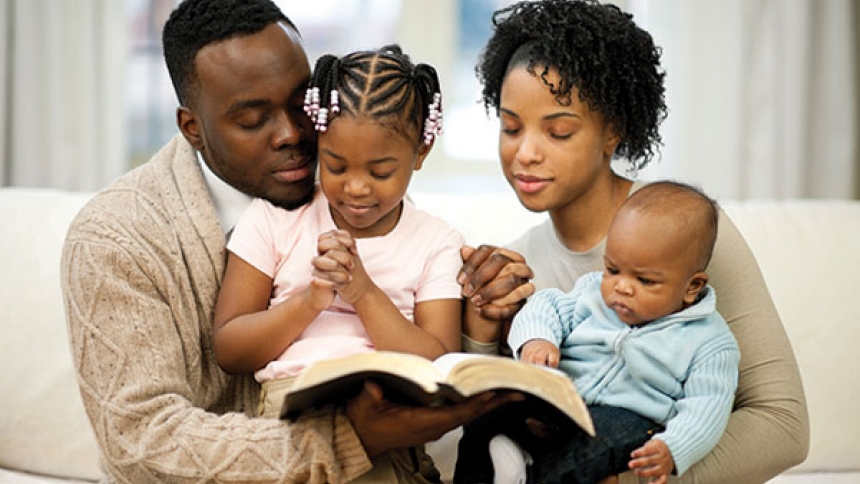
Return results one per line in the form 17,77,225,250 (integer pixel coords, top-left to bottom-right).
1,186,858,483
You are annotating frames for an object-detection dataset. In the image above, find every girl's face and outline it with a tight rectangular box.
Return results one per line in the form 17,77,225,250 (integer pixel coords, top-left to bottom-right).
318,115,429,238
498,66,619,214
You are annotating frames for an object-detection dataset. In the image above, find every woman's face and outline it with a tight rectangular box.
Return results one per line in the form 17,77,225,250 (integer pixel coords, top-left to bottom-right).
498,66,619,214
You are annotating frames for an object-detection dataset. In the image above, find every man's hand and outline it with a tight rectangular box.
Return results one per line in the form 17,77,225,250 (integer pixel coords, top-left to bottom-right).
629,438,674,484
345,381,523,458
458,245,534,321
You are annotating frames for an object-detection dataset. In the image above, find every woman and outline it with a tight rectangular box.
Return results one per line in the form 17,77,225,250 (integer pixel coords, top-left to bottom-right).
459,1,809,482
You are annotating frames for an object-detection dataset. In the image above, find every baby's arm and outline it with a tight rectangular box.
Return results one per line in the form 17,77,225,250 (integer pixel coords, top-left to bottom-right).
520,339,560,368
319,230,459,359
629,439,674,484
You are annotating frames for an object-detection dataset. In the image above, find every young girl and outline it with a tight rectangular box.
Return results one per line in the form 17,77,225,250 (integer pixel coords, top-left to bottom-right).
459,0,808,483
213,45,459,483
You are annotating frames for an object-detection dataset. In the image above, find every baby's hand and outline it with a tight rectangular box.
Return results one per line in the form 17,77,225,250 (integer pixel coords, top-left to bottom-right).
520,339,560,368
629,438,673,484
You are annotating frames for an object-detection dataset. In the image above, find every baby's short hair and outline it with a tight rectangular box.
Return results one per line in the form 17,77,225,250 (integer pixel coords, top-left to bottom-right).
624,181,719,271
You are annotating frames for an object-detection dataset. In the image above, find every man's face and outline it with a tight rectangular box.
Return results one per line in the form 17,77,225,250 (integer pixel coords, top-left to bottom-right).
181,22,316,210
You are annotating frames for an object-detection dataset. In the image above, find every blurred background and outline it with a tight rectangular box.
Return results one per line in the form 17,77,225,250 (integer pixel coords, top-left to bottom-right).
1,0,858,200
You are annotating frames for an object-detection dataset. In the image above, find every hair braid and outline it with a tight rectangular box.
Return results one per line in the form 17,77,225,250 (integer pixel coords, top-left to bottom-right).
305,44,443,146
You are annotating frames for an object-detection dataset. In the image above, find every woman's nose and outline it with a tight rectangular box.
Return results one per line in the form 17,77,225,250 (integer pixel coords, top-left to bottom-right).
515,132,544,166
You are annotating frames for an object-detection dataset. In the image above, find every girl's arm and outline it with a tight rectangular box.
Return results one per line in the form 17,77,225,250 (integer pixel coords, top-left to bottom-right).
343,252,461,359
357,292,461,359
212,252,331,373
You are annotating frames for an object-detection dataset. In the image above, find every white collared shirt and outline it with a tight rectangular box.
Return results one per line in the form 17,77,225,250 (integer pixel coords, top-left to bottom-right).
196,151,252,236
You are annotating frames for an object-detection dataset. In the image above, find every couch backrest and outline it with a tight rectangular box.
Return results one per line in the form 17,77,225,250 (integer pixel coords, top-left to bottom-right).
1,187,857,480
0,188,101,481
718,199,860,473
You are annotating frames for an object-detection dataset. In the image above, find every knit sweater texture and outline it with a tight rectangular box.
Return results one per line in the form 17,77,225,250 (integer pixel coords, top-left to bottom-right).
61,134,371,484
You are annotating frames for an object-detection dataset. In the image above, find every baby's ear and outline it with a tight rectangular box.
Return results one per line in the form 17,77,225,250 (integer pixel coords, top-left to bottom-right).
684,272,709,305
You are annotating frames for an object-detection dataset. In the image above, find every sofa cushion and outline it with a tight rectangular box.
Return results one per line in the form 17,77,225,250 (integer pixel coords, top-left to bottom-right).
0,188,101,481
720,200,860,474
2,187,858,482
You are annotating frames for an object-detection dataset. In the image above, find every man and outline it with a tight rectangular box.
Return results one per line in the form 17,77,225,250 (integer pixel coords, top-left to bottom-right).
61,1,525,482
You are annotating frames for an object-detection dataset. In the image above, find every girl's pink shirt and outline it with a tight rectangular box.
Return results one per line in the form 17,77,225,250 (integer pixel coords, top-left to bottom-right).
227,188,464,381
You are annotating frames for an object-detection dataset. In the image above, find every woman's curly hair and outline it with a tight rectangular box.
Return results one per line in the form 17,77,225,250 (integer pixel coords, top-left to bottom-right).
476,0,667,169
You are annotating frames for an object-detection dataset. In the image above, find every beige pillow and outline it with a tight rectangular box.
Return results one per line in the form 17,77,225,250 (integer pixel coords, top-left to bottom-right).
723,200,860,473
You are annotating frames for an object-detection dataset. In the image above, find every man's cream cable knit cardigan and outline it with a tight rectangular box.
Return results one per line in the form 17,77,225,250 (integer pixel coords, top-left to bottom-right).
61,135,372,484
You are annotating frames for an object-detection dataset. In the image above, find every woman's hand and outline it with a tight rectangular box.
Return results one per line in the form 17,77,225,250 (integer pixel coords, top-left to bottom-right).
458,244,535,321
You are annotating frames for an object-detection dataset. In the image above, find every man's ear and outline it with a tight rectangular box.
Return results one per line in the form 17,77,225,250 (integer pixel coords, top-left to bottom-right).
177,106,204,151
683,271,709,306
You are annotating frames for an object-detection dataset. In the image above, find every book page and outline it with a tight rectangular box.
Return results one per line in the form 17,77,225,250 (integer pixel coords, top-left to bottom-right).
446,355,595,436
281,351,594,436
431,352,488,378
290,351,446,395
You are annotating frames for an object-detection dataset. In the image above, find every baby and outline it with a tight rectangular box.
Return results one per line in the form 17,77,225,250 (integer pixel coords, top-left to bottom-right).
456,181,740,484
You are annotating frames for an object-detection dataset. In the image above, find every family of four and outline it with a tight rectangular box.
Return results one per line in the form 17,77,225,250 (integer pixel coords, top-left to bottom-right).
60,0,809,483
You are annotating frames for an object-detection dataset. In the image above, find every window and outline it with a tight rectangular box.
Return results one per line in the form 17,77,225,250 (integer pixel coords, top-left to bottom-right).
124,0,517,190
126,0,180,167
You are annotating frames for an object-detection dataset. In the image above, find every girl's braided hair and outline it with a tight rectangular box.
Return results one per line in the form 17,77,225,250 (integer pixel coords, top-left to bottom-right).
306,45,443,146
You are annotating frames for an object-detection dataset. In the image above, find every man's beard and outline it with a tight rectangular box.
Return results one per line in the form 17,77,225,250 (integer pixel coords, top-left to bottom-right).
270,181,316,211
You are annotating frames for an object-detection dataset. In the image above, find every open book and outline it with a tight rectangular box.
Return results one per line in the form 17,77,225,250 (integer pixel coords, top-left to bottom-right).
280,351,594,436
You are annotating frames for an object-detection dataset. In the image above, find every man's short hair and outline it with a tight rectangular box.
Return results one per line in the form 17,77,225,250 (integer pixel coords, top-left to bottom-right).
162,0,296,107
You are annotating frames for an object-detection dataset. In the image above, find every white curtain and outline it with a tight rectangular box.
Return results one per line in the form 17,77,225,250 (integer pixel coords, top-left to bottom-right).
0,0,8,186
1,0,856,198
0,0,126,191
635,0,857,200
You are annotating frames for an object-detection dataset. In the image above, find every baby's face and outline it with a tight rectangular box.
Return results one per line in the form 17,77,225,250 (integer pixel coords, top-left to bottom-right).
600,209,706,326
